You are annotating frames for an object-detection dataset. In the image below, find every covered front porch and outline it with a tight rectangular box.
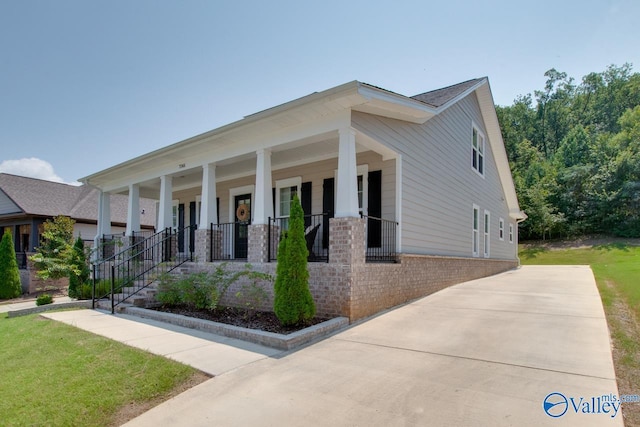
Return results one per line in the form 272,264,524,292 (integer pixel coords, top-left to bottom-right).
93,124,402,266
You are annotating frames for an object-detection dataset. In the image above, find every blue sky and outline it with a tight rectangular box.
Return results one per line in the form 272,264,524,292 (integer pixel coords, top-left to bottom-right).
1,0,638,185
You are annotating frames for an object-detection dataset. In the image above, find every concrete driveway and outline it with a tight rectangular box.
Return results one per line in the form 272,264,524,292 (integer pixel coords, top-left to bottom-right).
125,266,622,426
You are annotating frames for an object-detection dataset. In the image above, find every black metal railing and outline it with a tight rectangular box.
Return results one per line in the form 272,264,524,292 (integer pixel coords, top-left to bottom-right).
100,232,126,260
16,252,28,270
268,213,329,262
92,225,196,312
363,215,398,263
209,222,248,261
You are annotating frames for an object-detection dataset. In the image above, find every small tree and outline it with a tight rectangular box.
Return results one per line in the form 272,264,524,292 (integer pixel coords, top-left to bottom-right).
68,236,90,299
30,216,75,280
273,194,316,326
0,230,22,299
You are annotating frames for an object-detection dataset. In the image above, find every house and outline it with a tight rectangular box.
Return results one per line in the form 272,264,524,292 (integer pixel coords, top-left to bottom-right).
81,78,526,321
0,173,156,292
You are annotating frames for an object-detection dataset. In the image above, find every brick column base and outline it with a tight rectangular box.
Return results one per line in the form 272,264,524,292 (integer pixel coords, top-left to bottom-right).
194,228,211,262
329,217,366,265
248,224,270,263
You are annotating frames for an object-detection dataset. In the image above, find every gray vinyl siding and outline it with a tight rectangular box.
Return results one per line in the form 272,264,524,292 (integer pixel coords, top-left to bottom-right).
352,92,516,260
0,190,21,215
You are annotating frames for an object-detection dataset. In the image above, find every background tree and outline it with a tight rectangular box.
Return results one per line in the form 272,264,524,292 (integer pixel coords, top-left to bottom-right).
68,236,90,298
30,215,75,280
273,194,316,326
0,230,22,299
499,64,640,239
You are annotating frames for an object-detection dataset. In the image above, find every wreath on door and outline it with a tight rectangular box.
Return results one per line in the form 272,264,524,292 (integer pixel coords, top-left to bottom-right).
236,204,250,222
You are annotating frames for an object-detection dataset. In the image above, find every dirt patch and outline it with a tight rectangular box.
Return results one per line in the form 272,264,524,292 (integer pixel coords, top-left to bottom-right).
602,280,640,426
108,370,211,427
150,305,329,334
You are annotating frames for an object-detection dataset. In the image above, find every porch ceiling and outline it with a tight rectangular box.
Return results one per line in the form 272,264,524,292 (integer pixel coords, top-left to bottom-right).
130,130,392,200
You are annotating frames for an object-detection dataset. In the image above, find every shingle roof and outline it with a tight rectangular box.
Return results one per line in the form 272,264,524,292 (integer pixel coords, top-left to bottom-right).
411,78,485,108
0,173,155,226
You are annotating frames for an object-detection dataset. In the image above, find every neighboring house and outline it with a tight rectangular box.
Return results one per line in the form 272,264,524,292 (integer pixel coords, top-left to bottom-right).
0,173,156,292
81,78,526,321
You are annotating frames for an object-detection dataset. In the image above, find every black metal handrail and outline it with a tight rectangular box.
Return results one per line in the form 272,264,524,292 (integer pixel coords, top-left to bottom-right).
268,213,329,262
363,215,398,263
92,225,196,312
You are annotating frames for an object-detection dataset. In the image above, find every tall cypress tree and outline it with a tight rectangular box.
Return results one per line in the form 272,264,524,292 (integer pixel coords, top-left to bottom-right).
0,230,22,299
68,236,90,299
273,194,316,326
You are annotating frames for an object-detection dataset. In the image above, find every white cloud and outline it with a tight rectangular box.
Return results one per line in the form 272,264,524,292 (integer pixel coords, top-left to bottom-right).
0,158,81,186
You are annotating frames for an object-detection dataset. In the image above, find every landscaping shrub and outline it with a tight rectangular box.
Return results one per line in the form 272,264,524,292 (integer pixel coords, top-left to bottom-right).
68,237,90,299
156,263,272,312
273,194,316,326
36,294,54,306
0,230,21,299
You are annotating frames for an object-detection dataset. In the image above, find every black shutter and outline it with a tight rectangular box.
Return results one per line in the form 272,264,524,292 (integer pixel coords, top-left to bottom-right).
272,187,276,219
178,203,185,252
189,201,197,251
216,197,220,225
302,181,312,227
368,170,382,247
322,178,335,249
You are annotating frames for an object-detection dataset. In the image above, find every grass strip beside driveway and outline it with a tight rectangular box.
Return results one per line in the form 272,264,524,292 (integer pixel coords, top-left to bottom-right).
520,243,640,425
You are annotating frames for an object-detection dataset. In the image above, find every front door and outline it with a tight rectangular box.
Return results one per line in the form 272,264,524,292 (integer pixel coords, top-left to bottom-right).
234,194,251,259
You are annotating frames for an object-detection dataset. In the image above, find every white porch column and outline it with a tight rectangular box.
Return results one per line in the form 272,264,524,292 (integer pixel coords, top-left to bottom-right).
200,163,218,228
158,175,173,230
93,191,111,251
335,127,360,218
253,148,273,225
125,183,140,236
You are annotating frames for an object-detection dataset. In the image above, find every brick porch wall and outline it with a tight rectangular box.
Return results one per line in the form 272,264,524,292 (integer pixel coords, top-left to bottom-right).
349,255,518,320
183,217,517,322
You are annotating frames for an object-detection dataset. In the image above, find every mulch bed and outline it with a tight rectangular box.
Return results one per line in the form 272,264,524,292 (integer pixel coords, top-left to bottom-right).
150,305,329,335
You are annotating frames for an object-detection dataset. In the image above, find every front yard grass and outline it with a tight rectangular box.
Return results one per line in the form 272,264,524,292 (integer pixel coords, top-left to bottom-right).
0,312,209,426
520,242,640,425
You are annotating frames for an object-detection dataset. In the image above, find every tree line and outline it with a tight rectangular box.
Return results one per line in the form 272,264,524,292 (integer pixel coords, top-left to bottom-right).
497,64,640,240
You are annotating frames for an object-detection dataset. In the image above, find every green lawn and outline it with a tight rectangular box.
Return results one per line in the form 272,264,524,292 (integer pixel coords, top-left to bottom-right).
0,312,203,426
519,243,640,318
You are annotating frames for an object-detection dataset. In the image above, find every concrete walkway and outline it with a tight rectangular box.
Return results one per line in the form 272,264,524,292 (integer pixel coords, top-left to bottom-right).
41,310,281,376
45,266,622,426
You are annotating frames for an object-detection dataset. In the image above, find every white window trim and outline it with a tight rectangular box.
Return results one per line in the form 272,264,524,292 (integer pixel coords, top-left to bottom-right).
499,217,505,241
275,177,302,218
334,164,368,215
509,223,514,244
472,204,480,257
483,210,490,258
472,122,486,178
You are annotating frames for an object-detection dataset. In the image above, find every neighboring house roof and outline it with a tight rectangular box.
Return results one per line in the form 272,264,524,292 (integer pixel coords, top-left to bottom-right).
0,173,156,226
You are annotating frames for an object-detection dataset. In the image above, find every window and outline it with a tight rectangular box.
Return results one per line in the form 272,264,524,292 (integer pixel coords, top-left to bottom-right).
333,164,369,215
276,177,302,218
472,205,479,257
483,210,490,258
509,224,514,244
472,125,485,176
499,218,505,241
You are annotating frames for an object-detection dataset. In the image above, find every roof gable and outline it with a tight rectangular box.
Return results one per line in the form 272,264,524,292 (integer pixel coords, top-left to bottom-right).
411,78,486,108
